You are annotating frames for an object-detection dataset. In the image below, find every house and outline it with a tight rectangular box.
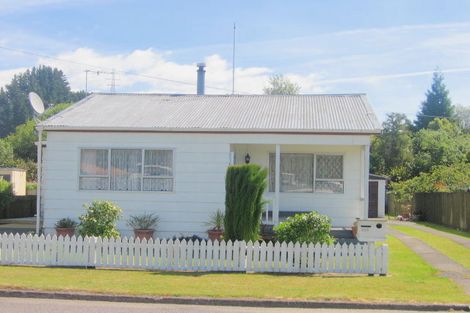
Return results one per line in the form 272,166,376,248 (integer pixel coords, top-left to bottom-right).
37,91,381,237
0,167,27,196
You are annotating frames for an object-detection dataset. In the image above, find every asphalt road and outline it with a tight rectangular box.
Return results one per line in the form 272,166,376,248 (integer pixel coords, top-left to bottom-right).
0,297,452,313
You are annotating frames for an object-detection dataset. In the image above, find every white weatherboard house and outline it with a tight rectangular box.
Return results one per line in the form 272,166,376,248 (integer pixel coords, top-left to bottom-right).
37,93,382,237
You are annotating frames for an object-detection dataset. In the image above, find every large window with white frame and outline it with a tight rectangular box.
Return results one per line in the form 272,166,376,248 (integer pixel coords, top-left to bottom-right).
79,148,173,192
269,153,343,193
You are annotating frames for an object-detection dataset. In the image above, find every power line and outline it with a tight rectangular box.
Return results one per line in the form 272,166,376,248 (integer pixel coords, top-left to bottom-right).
0,45,251,94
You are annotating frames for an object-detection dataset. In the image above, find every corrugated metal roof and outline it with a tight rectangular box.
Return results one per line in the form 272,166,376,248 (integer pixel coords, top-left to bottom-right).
39,93,381,133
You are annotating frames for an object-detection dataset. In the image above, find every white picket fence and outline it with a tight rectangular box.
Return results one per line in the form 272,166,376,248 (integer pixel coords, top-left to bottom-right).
0,233,388,275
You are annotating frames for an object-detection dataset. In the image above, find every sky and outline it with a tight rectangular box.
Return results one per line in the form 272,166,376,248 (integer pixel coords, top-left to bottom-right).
1,0,470,121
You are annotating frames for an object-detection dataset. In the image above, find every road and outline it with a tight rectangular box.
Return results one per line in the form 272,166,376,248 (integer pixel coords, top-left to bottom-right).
0,297,451,313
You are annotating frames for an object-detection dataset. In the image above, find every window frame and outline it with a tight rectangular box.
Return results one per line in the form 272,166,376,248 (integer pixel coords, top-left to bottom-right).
78,147,175,193
268,152,344,194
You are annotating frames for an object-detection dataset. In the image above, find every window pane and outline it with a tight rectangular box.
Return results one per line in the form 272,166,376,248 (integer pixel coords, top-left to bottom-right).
316,155,343,179
80,149,108,175
281,154,313,193
143,178,173,191
269,153,275,192
110,149,142,191
79,177,109,190
144,150,173,176
315,181,344,193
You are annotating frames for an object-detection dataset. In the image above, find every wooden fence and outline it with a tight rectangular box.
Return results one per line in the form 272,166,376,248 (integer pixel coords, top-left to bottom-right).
415,192,470,232
0,195,36,219
0,233,388,275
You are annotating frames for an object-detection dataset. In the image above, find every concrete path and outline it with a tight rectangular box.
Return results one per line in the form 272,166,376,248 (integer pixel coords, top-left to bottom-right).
0,297,460,313
389,227,470,295
390,221,470,248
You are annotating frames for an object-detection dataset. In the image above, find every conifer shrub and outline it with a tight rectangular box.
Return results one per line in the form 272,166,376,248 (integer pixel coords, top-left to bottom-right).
224,164,267,241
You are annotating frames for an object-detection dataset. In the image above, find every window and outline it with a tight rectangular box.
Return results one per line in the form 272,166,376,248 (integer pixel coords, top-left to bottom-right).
79,148,174,192
269,153,343,194
315,155,344,193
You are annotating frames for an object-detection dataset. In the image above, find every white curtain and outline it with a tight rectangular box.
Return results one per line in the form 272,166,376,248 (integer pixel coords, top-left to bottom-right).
315,155,344,193
110,149,142,191
79,149,109,190
269,153,314,193
143,150,173,191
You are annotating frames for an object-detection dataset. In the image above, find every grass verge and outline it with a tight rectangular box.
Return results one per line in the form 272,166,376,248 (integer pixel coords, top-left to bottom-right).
0,236,469,303
416,222,470,239
391,225,470,270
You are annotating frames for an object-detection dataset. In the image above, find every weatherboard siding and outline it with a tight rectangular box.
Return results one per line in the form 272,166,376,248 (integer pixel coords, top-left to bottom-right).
42,132,370,237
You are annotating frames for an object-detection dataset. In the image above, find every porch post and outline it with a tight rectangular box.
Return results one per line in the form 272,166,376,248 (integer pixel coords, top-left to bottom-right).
274,144,280,225
362,144,370,220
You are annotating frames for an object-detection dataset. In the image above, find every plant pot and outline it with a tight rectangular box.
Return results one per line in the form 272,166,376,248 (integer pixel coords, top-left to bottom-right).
56,227,75,238
207,229,223,241
134,229,154,241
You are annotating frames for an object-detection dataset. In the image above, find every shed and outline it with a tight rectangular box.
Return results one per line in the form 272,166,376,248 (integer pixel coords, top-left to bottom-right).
0,168,27,196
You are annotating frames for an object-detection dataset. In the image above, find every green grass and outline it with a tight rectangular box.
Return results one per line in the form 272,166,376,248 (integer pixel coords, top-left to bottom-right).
391,225,470,270
0,236,469,303
416,222,470,239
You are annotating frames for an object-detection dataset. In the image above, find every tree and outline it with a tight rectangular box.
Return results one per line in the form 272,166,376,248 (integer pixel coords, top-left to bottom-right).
370,113,414,181
0,139,15,166
0,66,85,137
263,74,300,95
412,118,469,175
414,71,454,130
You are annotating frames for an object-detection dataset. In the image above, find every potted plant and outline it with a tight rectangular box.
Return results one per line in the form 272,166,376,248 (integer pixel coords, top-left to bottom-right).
55,218,78,237
127,213,159,240
205,209,224,241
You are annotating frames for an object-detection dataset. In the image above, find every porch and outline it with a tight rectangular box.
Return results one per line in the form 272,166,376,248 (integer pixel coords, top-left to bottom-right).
230,143,370,228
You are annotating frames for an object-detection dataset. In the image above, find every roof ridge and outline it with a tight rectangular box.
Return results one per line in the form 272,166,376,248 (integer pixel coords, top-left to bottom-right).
91,92,367,97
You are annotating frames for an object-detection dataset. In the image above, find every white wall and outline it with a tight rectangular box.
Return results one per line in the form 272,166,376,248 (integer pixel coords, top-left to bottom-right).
233,144,365,227
42,131,371,237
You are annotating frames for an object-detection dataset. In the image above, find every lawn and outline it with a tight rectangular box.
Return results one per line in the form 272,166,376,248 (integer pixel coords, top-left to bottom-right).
416,222,470,239
391,224,470,270
0,236,469,303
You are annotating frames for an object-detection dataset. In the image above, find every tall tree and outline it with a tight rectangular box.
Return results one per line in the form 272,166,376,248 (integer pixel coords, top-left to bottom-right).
0,66,85,137
263,74,300,95
414,71,454,131
370,113,414,181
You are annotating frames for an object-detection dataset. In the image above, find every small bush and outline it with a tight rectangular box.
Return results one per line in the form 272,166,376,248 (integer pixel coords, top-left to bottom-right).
274,211,335,245
0,179,13,212
55,218,78,229
127,213,159,230
78,201,122,238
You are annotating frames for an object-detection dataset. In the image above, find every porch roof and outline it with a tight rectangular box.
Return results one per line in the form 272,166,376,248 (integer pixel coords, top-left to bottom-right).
39,93,381,134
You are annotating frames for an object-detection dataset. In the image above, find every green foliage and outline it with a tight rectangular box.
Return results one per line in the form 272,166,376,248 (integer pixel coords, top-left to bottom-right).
370,113,414,181
40,102,72,121
274,212,335,245
0,179,13,212
455,104,470,133
78,201,122,238
55,218,78,229
390,163,470,201
414,71,454,131
0,66,85,137
263,74,300,95
412,118,469,175
205,209,224,231
6,120,36,161
224,164,268,241
26,182,37,190
0,139,15,166
126,213,159,230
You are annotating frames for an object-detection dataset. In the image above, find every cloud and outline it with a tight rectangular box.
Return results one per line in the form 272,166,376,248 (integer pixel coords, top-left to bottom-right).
14,47,321,95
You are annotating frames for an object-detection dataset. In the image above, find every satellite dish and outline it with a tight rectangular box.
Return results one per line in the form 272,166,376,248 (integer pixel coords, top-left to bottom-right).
28,92,45,115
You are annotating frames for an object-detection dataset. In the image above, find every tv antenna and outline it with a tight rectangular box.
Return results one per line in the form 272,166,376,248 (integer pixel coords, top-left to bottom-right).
232,22,236,95
28,92,45,116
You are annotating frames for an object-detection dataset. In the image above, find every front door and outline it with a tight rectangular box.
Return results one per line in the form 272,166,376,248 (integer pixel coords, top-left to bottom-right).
368,181,378,218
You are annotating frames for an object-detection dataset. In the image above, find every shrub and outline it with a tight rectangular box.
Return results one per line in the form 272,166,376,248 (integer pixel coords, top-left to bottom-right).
127,213,159,230
0,179,13,212
55,218,78,229
224,164,268,241
274,212,335,245
78,201,122,238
